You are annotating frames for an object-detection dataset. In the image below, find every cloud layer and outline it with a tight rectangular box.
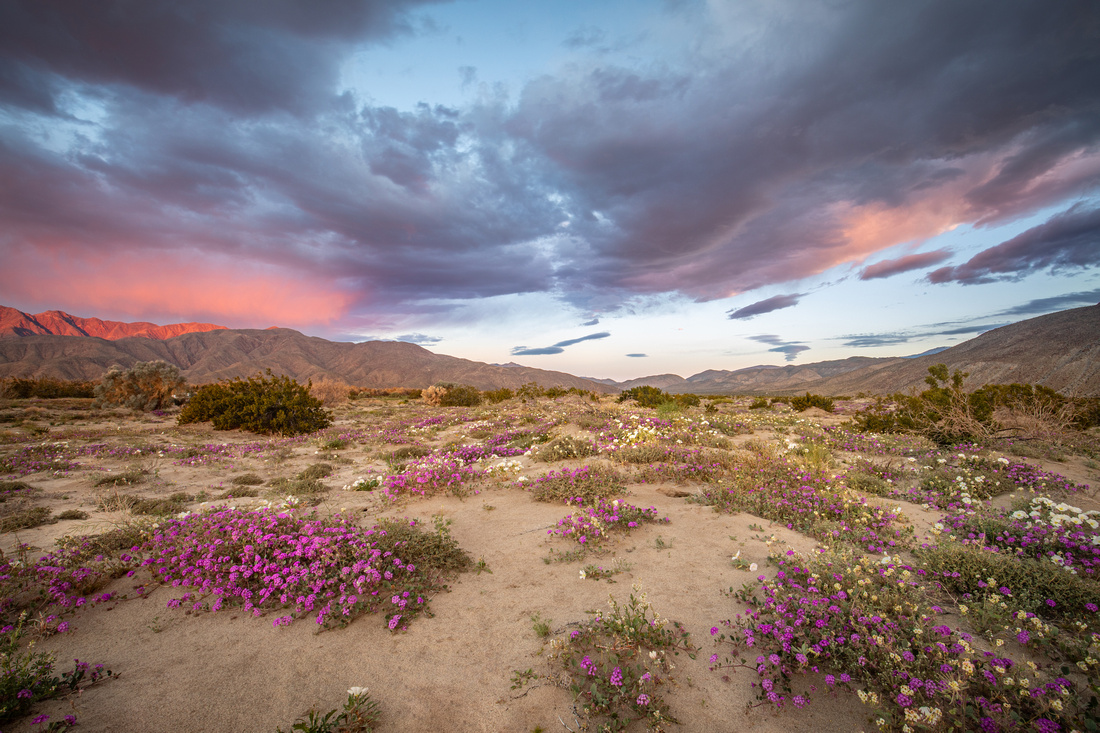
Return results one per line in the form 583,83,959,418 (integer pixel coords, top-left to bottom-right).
511,331,611,356
1,0,1099,336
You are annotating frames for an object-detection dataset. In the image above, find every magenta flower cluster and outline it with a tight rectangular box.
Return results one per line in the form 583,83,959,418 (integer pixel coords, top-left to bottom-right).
548,497,667,545
138,507,420,629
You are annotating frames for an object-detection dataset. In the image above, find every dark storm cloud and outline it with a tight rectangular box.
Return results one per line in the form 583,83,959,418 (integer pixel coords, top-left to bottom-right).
504,2,1100,303
727,294,802,320
0,0,445,115
860,250,952,280
511,331,611,356
2,0,1100,327
998,289,1100,316
929,203,1100,284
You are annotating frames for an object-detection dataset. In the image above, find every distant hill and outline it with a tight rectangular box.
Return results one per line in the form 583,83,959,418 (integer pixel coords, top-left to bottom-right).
664,357,902,395
2,304,1097,396
665,304,1100,396
0,306,226,340
0,327,618,393
805,304,1100,396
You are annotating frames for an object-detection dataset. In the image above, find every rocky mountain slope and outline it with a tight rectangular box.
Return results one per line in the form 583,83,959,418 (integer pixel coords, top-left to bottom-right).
0,306,226,340
0,327,617,392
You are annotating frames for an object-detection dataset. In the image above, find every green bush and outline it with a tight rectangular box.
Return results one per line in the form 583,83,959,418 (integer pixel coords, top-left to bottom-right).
789,393,835,412
749,397,770,410
482,387,514,403
617,385,669,408
674,393,701,408
94,361,185,411
438,383,482,407
177,370,331,436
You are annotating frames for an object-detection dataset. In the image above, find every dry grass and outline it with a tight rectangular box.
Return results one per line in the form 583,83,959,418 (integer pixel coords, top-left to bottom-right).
309,377,356,406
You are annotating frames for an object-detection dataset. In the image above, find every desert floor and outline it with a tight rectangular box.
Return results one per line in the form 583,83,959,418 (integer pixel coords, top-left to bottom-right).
2,395,1097,733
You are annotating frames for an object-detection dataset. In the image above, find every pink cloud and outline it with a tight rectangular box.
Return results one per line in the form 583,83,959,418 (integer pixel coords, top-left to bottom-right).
0,246,356,328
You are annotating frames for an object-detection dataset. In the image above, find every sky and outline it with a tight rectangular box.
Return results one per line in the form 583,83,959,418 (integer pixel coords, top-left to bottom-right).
1,0,1099,382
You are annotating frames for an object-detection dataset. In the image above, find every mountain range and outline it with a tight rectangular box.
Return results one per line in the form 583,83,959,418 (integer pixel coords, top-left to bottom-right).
1,304,1097,396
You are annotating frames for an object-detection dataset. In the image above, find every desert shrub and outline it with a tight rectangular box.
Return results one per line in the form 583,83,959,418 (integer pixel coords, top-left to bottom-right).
617,385,668,408
56,509,88,521
789,392,835,412
374,516,472,575
0,506,53,532
93,467,147,487
298,463,334,480
231,473,264,486
849,365,994,443
129,495,191,516
533,436,596,462
0,482,35,502
526,464,625,503
386,445,432,464
177,370,332,436
919,544,1100,620
517,382,545,400
421,383,482,407
268,477,328,496
439,383,482,407
309,377,355,406
0,376,97,399
573,412,612,431
543,386,567,399
482,387,514,403
674,393,701,408
94,361,185,411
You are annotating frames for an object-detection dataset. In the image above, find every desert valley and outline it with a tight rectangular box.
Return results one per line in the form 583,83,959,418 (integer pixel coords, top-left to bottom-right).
1,304,1099,732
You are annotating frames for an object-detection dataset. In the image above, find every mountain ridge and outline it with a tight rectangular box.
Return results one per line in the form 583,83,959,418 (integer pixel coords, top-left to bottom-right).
0,306,227,340
1,304,1097,396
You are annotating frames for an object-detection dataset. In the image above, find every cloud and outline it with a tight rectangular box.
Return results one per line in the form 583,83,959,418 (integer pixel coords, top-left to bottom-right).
842,333,913,348
394,333,443,345
929,202,1100,284
749,334,809,362
839,319,1009,349
511,331,611,356
1,1,1099,334
581,318,600,326
563,25,606,49
727,294,802,320
998,289,1100,316
860,249,952,280
625,353,647,357
0,0,443,116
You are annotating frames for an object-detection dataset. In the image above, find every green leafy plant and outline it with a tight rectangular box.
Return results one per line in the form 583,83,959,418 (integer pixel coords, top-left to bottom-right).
617,386,669,408
532,613,552,638
789,393,835,413
275,688,380,733
550,588,691,732
178,370,332,436
0,618,115,726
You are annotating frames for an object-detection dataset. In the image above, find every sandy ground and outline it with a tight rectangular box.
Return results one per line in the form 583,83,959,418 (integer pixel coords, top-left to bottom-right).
2,398,1097,733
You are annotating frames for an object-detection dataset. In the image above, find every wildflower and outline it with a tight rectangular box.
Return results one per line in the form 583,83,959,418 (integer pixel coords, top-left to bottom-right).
636,694,650,706
610,667,624,687
348,686,368,696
